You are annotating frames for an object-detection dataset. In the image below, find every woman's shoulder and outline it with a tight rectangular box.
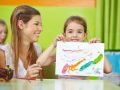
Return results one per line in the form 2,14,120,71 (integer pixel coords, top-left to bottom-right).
34,43,42,56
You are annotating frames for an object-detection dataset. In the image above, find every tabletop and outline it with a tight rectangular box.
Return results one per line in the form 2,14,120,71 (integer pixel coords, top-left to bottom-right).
0,79,120,90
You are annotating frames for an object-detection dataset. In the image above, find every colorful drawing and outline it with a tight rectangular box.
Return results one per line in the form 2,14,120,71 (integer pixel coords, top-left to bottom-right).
79,61,93,71
69,58,85,71
79,54,103,71
56,41,104,77
62,64,69,74
93,54,103,64
62,58,85,74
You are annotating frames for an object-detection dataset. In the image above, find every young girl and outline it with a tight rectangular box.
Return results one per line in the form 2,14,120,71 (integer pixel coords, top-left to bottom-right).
36,16,112,79
0,19,8,45
0,5,43,78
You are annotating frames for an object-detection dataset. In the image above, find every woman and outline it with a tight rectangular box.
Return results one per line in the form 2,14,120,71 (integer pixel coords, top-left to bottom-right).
0,5,42,78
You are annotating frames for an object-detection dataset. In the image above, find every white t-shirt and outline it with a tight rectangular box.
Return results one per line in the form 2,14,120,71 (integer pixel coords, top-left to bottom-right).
0,44,5,50
1,43,42,78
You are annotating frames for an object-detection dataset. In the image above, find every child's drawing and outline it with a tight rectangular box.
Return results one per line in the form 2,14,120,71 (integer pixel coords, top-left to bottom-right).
55,41,104,77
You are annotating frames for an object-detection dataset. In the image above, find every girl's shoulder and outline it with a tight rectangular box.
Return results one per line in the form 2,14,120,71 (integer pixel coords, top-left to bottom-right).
0,43,11,52
0,43,14,68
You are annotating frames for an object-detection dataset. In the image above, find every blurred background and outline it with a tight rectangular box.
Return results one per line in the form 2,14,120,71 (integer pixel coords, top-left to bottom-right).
0,0,120,81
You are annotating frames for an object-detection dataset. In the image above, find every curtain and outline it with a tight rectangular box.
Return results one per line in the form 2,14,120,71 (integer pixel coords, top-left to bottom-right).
96,0,120,50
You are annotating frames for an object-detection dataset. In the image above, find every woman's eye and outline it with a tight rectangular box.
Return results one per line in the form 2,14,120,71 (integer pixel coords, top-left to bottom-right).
34,23,39,25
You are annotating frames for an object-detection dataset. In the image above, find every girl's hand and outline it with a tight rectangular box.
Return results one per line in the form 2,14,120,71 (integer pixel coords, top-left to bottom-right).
89,38,101,43
53,34,65,47
26,64,42,78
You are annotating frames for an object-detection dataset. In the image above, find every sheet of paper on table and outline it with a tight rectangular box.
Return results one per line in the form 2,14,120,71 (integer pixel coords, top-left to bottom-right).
55,41,104,77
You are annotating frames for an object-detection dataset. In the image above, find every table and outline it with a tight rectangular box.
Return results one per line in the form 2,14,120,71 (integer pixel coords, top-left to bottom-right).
0,79,120,90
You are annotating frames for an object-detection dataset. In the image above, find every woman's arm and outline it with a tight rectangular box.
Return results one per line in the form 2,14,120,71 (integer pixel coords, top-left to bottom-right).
0,49,6,68
26,64,42,78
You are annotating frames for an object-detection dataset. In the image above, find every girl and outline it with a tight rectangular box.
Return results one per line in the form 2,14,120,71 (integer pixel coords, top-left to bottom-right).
36,16,112,79
0,5,43,78
0,19,8,45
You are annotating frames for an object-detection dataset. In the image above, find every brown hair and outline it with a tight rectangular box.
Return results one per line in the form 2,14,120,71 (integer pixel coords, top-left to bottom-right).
63,16,87,33
10,5,40,77
0,19,8,43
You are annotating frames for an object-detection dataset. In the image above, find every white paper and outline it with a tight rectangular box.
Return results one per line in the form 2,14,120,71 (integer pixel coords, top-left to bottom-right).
55,41,104,77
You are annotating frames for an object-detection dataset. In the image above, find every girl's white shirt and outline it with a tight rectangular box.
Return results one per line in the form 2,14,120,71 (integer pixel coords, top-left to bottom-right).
0,43,42,78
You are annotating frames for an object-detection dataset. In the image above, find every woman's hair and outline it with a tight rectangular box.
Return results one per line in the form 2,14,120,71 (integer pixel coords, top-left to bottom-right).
10,5,40,76
0,19,8,43
63,16,87,33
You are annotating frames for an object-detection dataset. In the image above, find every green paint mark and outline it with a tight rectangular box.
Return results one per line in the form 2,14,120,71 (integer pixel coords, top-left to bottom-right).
93,54,103,64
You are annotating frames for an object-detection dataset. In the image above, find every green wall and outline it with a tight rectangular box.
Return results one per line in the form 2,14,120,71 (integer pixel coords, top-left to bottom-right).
0,5,96,78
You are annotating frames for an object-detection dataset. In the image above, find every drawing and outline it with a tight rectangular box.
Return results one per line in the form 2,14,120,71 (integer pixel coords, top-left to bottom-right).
56,41,104,77
62,58,85,74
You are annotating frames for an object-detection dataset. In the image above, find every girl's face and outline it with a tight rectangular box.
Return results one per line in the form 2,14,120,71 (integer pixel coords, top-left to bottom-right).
20,15,42,43
64,21,86,42
0,24,7,44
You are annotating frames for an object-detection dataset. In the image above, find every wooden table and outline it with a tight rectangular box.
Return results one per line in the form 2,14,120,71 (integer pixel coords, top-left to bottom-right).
0,79,120,90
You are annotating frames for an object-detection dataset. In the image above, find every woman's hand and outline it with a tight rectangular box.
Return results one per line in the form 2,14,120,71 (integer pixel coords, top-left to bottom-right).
26,64,42,78
89,38,101,43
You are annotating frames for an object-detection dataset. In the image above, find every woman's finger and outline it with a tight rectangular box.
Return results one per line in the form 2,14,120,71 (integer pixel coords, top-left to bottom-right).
29,64,41,68
31,73,39,77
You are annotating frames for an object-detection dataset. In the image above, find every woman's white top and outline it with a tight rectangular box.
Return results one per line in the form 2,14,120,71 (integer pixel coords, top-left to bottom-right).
0,43,42,78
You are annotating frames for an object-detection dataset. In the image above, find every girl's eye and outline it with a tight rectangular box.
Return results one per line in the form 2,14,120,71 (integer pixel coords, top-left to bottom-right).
78,31,82,33
4,31,7,34
0,31,7,34
68,31,73,33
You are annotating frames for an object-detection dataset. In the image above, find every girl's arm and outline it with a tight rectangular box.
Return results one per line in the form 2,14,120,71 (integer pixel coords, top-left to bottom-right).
104,56,112,73
89,38,112,74
36,44,56,66
0,49,6,68
36,34,65,66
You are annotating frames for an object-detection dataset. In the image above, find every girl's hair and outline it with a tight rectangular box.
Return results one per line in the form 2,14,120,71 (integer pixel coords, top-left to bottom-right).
0,19,8,43
63,16,87,33
10,5,40,77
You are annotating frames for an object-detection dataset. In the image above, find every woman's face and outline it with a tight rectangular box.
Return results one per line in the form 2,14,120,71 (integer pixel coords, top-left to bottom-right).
64,21,86,42
21,15,42,43
0,24,7,44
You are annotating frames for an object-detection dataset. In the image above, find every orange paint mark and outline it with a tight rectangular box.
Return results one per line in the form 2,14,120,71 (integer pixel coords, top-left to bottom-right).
0,0,96,7
69,58,85,71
